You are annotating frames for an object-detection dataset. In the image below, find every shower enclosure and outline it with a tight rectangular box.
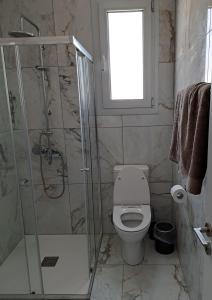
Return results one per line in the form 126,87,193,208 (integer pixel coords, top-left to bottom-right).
0,35,102,299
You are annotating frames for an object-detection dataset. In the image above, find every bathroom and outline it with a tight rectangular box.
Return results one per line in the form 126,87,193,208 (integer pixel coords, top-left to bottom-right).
0,0,211,299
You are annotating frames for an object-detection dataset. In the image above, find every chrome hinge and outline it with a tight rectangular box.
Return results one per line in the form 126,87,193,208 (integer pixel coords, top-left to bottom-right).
80,168,90,172
151,0,155,12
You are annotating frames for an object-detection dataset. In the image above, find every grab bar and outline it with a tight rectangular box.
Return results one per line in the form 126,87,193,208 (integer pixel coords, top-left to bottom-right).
193,223,212,255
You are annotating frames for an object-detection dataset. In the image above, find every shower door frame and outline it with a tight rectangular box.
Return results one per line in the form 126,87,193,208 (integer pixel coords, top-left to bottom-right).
0,35,102,300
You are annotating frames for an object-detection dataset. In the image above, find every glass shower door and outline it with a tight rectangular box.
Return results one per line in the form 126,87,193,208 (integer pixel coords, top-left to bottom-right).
0,45,43,295
76,50,102,271
0,47,30,295
76,52,96,271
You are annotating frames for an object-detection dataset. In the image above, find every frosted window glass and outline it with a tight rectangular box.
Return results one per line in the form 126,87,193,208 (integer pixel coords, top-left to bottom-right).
108,11,144,100
205,8,212,83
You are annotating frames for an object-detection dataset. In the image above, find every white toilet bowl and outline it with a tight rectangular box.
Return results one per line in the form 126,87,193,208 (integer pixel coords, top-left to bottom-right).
112,166,151,265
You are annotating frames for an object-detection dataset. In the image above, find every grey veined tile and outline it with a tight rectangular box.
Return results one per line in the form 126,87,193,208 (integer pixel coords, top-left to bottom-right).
143,238,179,265
123,126,172,183
58,66,80,129
91,265,123,300
123,264,190,300
98,127,123,183
98,234,123,265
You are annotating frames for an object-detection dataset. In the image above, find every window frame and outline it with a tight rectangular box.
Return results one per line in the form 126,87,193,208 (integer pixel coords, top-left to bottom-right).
205,6,212,83
99,0,155,110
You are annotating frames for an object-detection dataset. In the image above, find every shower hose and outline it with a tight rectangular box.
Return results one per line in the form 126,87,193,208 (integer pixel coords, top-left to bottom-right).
39,133,65,199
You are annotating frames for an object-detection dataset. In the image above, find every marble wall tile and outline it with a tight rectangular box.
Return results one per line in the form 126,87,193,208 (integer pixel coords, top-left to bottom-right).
13,130,30,182
158,63,174,104
0,132,17,191
29,129,67,185
93,183,102,237
175,1,209,299
0,0,55,37
175,199,204,300
59,66,80,129
159,7,175,63
123,126,172,183
0,132,23,264
22,67,63,130
5,45,57,70
123,264,189,300
0,1,57,68
149,182,172,194
159,0,176,11
0,188,23,264
97,116,122,128
98,127,123,183
6,68,24,131
64,128,84,184
69,184,86,234
53,0,93,65
101,183,115,234
20,185,37,235
122,110,173,127
91,265,123,300
32,184,71,234
0,68,11,133
151,194,173,222
6,66,63,130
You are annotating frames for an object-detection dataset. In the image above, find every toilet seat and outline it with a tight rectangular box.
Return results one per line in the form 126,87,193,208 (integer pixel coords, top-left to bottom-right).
113,166,150,205
113,205,151,232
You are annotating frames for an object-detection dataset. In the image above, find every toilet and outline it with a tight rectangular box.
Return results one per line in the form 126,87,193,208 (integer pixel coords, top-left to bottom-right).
113,165,151,265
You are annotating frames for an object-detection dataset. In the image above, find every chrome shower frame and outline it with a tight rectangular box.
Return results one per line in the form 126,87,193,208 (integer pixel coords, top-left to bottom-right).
0,35,102,300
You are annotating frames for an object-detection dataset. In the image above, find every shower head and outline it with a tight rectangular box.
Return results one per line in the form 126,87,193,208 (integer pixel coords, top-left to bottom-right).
8,31,35,38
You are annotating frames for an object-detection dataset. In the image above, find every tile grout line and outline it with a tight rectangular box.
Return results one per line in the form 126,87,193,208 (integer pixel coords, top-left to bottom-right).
121,263,124,300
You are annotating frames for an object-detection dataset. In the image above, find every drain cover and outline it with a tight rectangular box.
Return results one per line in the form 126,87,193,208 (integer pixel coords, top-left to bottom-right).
41,256,59,267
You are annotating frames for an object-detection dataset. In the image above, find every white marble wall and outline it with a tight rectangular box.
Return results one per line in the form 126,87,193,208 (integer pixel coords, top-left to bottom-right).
175,1,210,299
96,0,176,232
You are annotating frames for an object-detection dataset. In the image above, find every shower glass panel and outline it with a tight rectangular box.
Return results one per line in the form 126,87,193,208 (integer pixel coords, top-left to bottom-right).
86,59,102,252
76,52,102,271
76,53,95,271
0,37,102,299
0,48,35,295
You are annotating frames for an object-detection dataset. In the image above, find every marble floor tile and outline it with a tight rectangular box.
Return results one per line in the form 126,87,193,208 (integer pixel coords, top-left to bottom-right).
98,234,123,265
143,238,180,265
123,264,189,300
92,235,190,300
91,265,123,300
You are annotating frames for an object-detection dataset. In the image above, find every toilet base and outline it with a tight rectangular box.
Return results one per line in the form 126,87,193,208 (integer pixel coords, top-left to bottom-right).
122,241,144,265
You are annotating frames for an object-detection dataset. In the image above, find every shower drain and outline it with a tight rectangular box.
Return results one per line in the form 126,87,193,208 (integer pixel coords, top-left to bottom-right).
41,256,59,267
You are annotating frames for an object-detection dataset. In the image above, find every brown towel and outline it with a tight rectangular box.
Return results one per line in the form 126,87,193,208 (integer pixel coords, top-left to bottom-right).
170,83,211,195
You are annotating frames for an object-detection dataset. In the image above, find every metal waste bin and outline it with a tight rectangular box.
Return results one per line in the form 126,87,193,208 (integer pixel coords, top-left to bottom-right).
154,222,176,254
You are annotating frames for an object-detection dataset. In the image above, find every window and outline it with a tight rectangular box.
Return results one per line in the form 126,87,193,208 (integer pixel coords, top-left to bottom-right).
98,0,157,110
108,10,144,100
205,7,212,83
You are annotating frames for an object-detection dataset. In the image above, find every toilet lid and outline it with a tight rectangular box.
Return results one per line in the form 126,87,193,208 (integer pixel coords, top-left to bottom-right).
113,166,150,205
